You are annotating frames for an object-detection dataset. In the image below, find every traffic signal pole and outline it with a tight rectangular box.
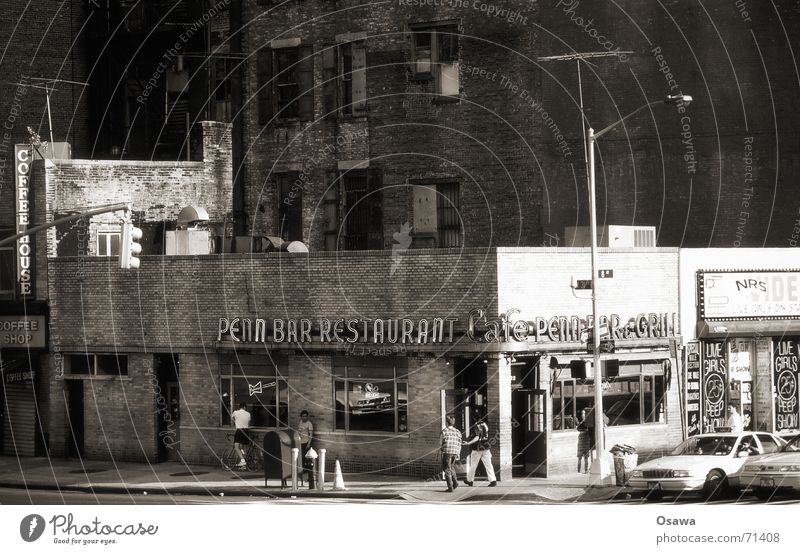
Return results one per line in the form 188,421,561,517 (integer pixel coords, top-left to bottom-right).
0,203,131,248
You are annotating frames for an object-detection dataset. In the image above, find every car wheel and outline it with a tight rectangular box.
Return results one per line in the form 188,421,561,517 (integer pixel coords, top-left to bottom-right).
703,470,727,501
753,487,775,501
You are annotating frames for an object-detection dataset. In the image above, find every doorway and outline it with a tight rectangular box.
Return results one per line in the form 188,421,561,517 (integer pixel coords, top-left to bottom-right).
66,380,84,458
511,389,547,477
155,354,180,462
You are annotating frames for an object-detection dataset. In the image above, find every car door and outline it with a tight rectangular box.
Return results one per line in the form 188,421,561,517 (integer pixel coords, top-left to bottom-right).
755,433,784,455
729,434,758,475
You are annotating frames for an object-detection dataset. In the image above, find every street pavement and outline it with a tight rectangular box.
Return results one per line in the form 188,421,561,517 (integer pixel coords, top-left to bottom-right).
0,456,626,504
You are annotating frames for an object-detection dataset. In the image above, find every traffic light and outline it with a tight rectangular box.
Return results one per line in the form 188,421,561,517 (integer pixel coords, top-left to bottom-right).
119,220,142,269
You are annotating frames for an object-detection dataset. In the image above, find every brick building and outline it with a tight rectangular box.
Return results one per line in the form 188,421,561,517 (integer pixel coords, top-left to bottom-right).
42,247,682,478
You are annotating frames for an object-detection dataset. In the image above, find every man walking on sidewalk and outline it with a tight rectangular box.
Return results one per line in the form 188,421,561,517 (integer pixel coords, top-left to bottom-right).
440,415,462,492
463,420,497,486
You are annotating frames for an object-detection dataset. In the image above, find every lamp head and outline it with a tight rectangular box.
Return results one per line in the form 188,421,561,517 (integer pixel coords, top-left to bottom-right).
665,94,692,106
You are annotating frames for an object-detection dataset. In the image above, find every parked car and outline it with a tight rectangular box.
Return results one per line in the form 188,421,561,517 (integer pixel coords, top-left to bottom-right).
628,432,786,500
741,433,800,500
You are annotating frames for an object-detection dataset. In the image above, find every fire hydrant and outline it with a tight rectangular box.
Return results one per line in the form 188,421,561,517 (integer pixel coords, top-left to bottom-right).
305,447,318,490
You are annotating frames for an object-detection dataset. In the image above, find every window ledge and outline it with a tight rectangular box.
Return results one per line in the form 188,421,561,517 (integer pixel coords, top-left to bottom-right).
62,375,131,381
321,430,410,438
432,95,461,105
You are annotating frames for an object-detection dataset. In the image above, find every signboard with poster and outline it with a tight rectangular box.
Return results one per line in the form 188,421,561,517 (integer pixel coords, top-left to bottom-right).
701,340,727,432
685,341,702,437
728,339,753,431
698,270,800,320
773,339,800,432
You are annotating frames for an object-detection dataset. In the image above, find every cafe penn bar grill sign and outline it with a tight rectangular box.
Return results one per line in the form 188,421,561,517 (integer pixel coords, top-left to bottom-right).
216,309,679,346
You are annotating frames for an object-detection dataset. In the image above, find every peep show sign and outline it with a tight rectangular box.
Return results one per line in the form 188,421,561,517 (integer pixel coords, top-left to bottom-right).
216,309,678,346
773,339,800,431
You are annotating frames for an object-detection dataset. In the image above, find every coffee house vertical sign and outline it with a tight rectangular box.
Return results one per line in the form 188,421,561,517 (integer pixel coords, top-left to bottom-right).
14,144,34,297
685,341,702,436
701,340,727,432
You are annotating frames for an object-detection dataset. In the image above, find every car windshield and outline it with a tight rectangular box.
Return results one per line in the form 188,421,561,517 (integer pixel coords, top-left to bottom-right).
670,436,737,456
782,435,800,452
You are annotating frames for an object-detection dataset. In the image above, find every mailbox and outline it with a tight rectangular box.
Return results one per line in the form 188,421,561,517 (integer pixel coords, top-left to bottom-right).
263,429,301,487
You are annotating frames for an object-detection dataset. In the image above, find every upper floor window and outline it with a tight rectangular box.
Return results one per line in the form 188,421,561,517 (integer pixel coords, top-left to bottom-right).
67,354,128,377
258,44,314,123
0,229,14,297
329,168,383,250
97,229,121,257
411,183,463,248
276,172,304,242
322,40,367,118
410,23,460,98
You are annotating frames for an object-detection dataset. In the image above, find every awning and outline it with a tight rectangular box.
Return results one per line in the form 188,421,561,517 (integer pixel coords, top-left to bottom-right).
697,320,800,338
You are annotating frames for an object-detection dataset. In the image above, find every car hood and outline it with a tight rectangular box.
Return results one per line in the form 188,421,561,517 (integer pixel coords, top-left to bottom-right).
636,456,729,471
745,452,800,465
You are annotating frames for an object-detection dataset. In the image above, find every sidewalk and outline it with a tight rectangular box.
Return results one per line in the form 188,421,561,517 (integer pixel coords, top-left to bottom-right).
0,456,629,503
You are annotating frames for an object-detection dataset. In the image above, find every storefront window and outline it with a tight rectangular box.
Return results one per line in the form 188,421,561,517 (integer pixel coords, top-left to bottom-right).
219,357,288,428
553,359,667,430
333,357,408,433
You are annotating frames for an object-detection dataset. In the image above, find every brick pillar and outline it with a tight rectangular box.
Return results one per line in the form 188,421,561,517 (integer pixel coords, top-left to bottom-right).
486,356,513,481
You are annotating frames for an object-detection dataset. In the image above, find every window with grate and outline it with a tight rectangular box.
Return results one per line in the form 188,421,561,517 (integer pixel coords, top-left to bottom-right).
276,172,304,242
340,169,383,250
436,183,461,247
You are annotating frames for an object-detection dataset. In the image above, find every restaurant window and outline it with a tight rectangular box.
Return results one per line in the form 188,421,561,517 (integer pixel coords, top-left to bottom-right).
97,229,121,257
410,23,460,98
333,358,408,433
257,45,314,123
552,359,667,430
336,168,383,250
219,358,289,427
276,172,303,241
66,354,128,377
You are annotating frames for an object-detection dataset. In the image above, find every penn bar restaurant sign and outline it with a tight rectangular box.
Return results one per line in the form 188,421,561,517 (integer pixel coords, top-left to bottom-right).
699,270,800,320
217,309,678,345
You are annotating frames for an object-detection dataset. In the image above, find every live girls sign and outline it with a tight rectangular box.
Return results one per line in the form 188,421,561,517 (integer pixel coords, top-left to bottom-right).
14,145,34,297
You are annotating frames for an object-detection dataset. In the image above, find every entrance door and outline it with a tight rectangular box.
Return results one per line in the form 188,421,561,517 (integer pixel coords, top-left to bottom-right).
512,389,546,477
164,383,181,461
66,380,84,458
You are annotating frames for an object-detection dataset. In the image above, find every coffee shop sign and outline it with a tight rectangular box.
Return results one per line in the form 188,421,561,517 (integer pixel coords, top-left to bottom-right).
217,310,678,345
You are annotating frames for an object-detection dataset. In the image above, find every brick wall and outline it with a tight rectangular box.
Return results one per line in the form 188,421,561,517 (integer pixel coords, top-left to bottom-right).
33,121,233,260
0,0,90,228
241,0,541,249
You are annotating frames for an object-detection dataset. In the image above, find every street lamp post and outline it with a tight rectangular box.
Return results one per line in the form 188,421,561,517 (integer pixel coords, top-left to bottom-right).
587,94,692,479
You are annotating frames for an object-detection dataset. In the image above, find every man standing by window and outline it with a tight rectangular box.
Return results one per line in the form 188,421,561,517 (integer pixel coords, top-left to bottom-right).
232,402,251,470
440,415,462,492
298,410,314,458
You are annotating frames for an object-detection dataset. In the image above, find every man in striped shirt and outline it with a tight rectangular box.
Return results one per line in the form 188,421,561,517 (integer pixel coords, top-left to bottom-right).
440,415,463,492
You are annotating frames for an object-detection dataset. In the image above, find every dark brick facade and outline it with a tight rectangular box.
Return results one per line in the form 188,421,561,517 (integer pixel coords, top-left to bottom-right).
44,248,682,477
241,0,541,250
0,0,90,227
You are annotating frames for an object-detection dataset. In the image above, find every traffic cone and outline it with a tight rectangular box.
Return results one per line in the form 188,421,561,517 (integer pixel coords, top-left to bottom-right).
333,460,346,491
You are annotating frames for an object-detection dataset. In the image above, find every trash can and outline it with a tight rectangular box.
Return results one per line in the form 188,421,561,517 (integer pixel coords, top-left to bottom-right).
610,444,638,486
263,430,300,487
